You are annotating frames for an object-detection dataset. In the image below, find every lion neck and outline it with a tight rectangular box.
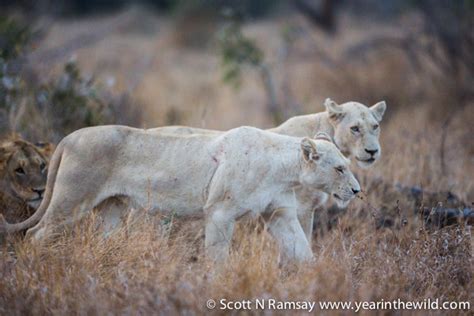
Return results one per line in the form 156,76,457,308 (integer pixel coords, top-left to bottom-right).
268,137,306,189
270,112,335,140
316,112,336,138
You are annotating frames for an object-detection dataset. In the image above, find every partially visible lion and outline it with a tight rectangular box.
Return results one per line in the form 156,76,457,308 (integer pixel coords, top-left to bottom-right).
0,135,54,224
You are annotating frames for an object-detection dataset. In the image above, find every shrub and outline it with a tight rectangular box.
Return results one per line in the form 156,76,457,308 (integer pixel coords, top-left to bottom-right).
36,61,112,139
0,15,142,142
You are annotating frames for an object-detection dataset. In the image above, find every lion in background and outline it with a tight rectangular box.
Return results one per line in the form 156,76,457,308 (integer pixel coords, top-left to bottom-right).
0,134,54,224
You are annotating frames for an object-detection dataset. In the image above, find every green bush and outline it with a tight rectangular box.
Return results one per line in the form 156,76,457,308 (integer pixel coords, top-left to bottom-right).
36,62,111,137
0,15,32,134
0,16,32,60
0,15,141,142
217,18,262,86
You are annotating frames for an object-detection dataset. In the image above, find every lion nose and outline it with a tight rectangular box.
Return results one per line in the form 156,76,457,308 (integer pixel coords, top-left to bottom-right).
351,188,360,195
365,148,378,156
33,188,45,198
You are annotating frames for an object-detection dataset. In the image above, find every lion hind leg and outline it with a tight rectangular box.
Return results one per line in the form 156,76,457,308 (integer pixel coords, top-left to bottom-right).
25,197,98,242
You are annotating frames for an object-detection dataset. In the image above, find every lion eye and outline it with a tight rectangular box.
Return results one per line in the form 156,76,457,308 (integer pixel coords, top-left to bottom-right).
335,166,344,174
40,162,46,171
350,126,360,133
373,124,379,130
15,167,25,175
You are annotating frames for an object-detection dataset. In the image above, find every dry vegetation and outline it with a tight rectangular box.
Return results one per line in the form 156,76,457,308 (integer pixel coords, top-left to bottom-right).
0,7,473,315
1,212,472,314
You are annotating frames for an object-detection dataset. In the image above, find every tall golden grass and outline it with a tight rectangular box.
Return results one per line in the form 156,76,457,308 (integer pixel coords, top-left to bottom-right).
1,209,471,314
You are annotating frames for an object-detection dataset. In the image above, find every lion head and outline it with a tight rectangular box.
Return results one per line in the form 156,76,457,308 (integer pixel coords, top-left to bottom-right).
299,133,361,208
324,98,386,169
0,136,54,209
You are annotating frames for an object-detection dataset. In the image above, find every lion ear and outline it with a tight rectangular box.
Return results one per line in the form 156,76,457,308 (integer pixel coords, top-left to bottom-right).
0,142,14,165
35,142,55,159
370,101,387,122
0,147,7,164
314,132,333,143
324,98,345,122
301,137,320,162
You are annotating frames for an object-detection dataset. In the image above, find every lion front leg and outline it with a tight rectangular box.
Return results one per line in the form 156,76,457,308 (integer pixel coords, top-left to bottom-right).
295,189,329,246
204,208,236,262
268,207,313,263
297,208,314,246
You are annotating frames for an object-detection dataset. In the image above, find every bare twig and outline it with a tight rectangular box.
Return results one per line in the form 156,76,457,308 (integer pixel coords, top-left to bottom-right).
258,63,281,124
293,0,339,33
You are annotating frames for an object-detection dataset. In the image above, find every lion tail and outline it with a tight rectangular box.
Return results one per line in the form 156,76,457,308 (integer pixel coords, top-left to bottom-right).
0,141,65,234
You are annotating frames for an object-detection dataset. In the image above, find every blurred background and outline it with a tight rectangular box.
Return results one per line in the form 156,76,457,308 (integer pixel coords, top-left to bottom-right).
0,0,473,200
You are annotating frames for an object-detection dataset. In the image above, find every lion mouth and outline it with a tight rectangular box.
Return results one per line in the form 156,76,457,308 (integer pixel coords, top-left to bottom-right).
356,157,376,164
27,197,43,206
333,193,351,207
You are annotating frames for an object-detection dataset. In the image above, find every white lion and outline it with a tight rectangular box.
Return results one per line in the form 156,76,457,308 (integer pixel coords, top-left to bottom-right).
0,126,360,262
152,99,386,241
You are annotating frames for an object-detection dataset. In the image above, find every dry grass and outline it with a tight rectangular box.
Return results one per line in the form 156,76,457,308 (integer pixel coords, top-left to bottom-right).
1,9,473,315
0,212,471,315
